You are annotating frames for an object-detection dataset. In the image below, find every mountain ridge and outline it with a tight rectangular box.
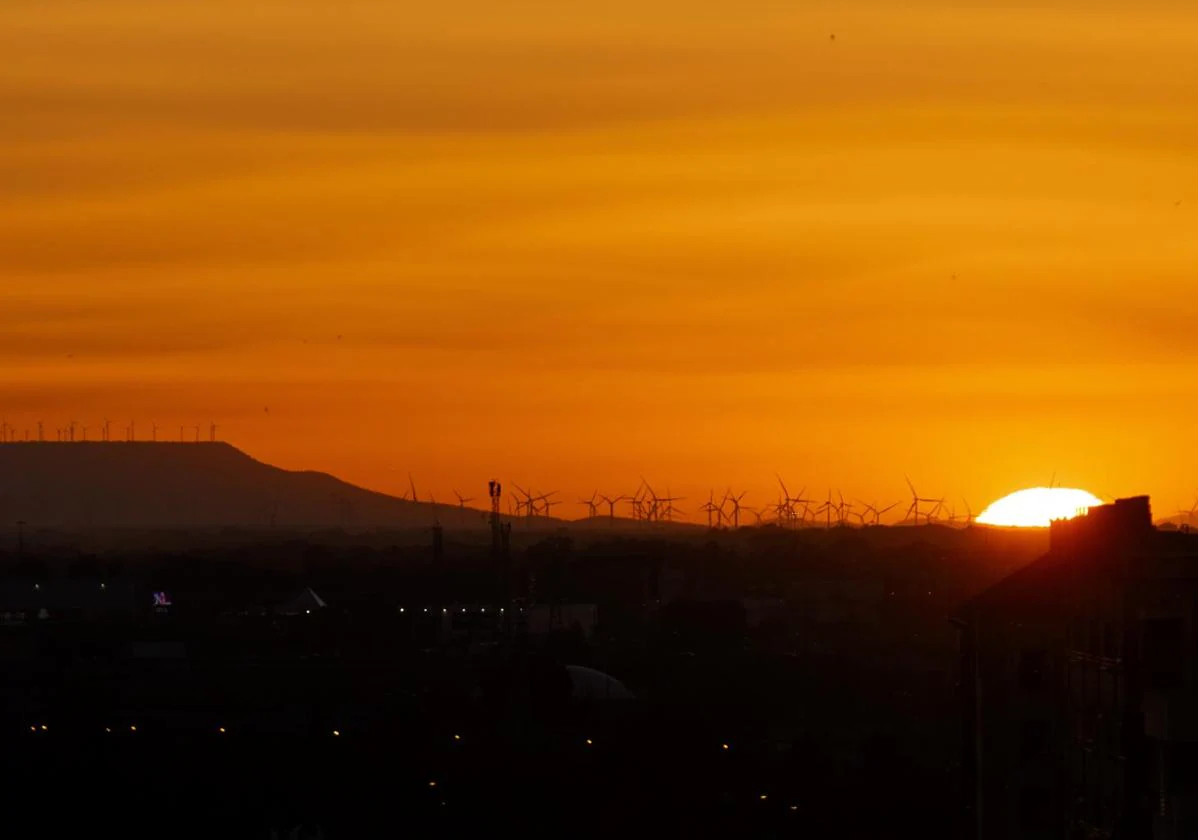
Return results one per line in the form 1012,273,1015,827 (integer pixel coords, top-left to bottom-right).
0,441,499,532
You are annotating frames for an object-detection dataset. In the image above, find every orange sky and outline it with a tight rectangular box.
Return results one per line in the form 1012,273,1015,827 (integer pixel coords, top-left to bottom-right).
4,0,1198,520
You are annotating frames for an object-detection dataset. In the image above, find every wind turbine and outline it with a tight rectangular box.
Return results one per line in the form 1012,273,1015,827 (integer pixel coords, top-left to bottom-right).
813,490,836,528
453,490,475,510
599,494,626,520
777,476,812,527
774,475,798,527
579,491,600,519
656,490,685,523
853,503,872,527
836,491,854,527
867,501,899,526
640,479,660,522
627,481,653,521
534,490,560,518
1174,496,1198,528
699,490,722,529
904,476,944,525
723,490,747,529
511,484,537,521
632,484,649,521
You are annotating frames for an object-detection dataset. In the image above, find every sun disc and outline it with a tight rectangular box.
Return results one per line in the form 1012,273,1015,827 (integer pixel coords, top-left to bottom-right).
977,487,1103,528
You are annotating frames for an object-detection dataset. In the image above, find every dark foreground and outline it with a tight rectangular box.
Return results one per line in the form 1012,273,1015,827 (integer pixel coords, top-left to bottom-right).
0,525,1037,837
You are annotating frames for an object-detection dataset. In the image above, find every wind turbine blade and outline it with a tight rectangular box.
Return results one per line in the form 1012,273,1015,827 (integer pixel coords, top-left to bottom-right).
776,474,790,497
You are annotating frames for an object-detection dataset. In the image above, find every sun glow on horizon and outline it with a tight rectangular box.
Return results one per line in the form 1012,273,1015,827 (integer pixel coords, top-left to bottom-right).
977,487,1104,528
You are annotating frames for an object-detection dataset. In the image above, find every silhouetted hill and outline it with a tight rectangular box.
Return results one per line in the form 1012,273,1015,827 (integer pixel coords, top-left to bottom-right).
0,442,494,532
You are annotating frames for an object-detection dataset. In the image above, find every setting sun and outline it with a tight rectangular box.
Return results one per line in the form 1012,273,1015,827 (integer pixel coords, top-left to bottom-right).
977,488,1104,528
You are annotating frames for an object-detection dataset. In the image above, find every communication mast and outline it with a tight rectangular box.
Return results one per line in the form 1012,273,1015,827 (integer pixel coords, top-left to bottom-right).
488,479,503,554
489,479,514,630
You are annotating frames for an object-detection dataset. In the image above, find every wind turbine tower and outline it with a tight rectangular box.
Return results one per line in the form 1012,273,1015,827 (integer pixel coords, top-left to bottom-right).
599,494,626,521
579,491,599,519
724,490,747,529
904,476,945,525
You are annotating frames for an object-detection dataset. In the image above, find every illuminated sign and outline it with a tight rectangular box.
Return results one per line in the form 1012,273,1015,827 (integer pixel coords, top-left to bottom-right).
152,592,172,608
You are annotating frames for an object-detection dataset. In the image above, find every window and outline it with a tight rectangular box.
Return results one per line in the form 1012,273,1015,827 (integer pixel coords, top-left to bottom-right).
1142,618,1185,690
1019,649,1049,692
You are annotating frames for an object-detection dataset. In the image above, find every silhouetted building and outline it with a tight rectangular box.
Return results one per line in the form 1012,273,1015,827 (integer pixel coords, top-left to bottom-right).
955,496,1198,840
